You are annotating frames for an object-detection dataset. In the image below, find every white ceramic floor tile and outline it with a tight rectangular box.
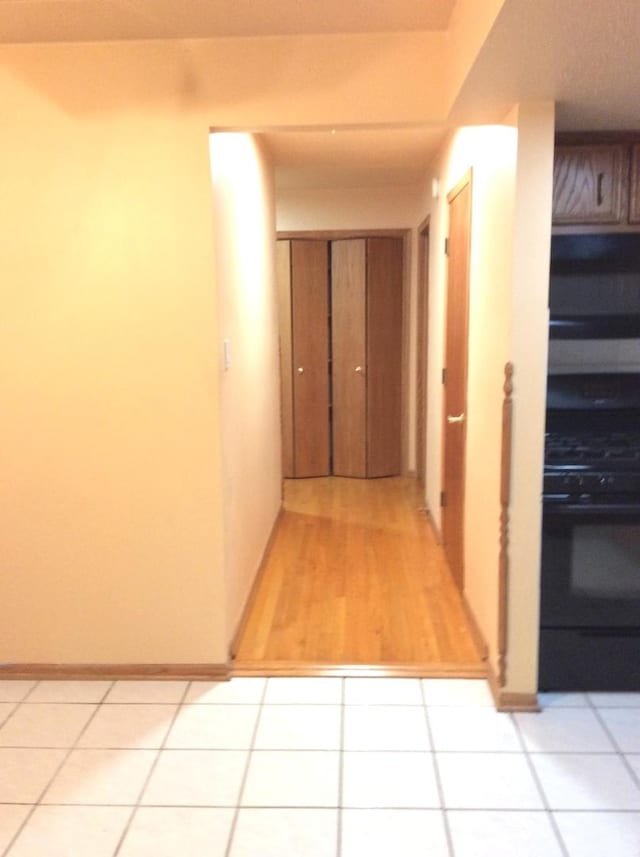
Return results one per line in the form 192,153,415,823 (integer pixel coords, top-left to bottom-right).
531,753,640,810
230,808,337,857
343,706,430,751
437,752,544,809
422,679,493,707
77,704,176,749
341,809,448,857
0,704,96,748
165,704,258,750
27,681,112,703
598,708,640,752
447,810,564,857
5,805,130,857
141,749,247,806
263,678,342,705
538,692,590,708
428,707,520,752
626,754,640,780
0,703,16,727
43,748,157,805
515,708,616,753
554,811,640,857
242,750,339,807
119,807,234,857
344,678,423,706
105,681,187,704
588,693,640,708
0,682,36,703
254,705,341,750
342,752,440,808
185,678,266,705
0,748,66,802
0,805,31,853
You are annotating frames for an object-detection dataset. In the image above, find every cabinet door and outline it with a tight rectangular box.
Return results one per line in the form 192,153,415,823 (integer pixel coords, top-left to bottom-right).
291,240,330,477
630,144,640,224
366,237,403,477
552,145,626,225
331,239,367,477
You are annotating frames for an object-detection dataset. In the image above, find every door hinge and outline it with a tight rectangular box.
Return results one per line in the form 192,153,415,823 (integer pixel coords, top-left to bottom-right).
442,367,447,385
444,237,449,256
440,491,446,507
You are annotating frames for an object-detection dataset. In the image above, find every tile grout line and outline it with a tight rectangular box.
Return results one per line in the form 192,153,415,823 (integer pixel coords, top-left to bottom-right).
111,680,191,856
587,695,640,792
336,677,344,857
223,677,269,857
420,680,455,857
510,710,571,857
0,679,114,857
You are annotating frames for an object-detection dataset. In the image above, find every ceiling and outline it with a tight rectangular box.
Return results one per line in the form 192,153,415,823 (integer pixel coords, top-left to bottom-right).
4,0,640,188
262,126,447,190
0,0,456,42
450,0,640,131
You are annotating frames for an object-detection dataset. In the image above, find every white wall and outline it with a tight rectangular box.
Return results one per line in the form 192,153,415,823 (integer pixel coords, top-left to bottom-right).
210,133,282,642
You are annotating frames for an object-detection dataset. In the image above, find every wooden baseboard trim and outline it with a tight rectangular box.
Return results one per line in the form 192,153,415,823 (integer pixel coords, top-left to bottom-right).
229,506,284,660
0,663,231,681
461,595,489,662
486,661,539,712
232,660,486,679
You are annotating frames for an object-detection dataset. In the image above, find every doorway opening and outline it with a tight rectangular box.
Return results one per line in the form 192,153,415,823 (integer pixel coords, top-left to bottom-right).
231,220,484,677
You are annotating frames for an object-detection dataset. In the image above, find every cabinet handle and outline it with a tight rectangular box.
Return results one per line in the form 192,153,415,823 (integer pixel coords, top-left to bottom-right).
354,365,364,374
447,413,465,424
297,366,304,374
596,172,604,206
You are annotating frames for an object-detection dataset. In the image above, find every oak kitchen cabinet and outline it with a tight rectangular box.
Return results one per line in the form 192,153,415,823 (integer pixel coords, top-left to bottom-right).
552,144,626,225
277,236,403,479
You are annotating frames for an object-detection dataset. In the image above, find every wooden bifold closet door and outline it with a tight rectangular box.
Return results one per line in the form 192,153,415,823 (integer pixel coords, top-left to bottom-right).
278,236,402,479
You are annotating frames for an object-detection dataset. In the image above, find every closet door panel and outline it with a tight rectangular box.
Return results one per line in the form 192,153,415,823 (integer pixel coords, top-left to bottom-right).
366,237,403,477
331,239,367,477
276,240,294,477
291,240,330,477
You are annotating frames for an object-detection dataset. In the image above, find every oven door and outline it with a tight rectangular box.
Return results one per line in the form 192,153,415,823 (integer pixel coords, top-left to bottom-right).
539,501,640,690
541,502,640,627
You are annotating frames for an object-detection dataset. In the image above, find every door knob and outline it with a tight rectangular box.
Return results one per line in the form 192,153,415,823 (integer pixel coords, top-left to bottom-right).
354,366,363,374
447,413,465,424
297,366,304,374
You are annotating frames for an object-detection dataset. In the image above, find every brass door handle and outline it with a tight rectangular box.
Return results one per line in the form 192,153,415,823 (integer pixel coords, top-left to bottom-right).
447,413,465,424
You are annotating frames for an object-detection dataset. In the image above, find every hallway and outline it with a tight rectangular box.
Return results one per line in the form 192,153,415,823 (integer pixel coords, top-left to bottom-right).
234,478,483,673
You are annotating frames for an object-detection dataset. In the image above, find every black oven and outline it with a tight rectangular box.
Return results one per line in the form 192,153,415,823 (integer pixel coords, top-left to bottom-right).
539,373,640,691
540,501,640,690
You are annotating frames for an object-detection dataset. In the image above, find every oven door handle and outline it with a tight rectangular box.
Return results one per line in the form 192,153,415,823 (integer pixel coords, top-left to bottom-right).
544,501,640,515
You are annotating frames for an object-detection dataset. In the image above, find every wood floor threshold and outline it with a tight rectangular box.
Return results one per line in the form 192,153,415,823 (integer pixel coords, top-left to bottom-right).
232,660,487,679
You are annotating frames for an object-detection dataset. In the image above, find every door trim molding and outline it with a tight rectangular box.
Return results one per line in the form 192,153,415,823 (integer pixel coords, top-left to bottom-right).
498,362,514,687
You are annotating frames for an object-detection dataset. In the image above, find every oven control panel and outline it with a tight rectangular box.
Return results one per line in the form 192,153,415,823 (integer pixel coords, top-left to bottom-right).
544,471,638,495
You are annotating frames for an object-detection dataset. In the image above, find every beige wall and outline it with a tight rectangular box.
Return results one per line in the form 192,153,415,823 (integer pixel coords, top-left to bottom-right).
505,102,554,693
417,105,553,693
0,54,227,663
210,133,282,641
421,123,518,672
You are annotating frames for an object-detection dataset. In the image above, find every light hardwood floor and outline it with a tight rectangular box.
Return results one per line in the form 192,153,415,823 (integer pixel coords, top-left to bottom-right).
233,477,485,675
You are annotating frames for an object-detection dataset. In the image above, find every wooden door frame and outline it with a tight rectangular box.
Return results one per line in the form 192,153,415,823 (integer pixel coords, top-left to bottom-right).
415,215,430,495
441,170,472,591
277,228,411,476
